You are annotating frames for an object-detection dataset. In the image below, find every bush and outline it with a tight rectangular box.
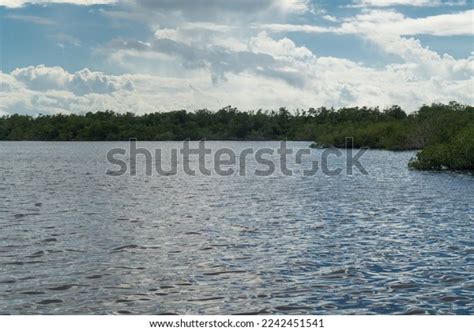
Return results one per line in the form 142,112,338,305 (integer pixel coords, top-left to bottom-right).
409,125,474,171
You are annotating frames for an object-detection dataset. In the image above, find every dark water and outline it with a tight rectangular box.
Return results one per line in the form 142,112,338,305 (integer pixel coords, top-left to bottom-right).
0,142,473,315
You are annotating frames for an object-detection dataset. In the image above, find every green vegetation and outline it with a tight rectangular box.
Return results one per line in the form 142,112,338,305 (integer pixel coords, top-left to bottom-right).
0,102,472,171
408,124,474,171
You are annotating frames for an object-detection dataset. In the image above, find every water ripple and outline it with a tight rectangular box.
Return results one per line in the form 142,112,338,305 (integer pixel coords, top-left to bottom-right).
0,142,473,314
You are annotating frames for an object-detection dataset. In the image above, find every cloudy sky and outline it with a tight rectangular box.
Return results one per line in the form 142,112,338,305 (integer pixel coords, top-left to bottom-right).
0,0,472,115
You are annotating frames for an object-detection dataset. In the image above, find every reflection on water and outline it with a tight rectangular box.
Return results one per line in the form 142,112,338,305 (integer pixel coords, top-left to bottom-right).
0,142,473,314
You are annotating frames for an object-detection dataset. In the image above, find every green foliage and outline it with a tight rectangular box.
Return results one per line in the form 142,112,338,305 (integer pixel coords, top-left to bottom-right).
409,124,474,171
0,105,414,142
0,102,472,171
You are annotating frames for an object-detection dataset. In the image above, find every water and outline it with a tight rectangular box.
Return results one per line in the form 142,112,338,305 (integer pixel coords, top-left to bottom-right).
0,141,473,315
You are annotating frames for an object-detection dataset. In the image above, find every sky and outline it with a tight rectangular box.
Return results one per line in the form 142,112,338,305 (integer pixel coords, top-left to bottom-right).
0,0,473,115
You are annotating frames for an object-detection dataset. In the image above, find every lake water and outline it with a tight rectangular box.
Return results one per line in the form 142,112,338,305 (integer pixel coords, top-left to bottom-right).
0,141,473,314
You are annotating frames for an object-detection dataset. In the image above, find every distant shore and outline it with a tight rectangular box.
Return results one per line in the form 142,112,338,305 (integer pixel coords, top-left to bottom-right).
1,102,472,170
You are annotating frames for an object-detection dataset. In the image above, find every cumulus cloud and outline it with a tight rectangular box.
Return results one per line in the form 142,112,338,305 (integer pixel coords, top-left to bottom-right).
2,28,473,116
253,9,474,84
0,0,472,116
106,32,310,87
249,31,313,60
328,10,474,82
367,34,474,80
11,65,134,96
2,62,472,116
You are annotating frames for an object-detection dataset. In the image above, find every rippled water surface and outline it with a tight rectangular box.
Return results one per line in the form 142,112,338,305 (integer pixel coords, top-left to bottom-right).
0,142,473,314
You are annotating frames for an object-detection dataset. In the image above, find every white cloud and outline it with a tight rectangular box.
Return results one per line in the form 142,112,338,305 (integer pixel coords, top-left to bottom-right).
11,65,134,96
256,23,330,33
2,26,473,117
55,33,81,47
274,0,310,13
331,10,474,82
368,34,474,79
259,9,474,37
151,25,249,55
0,0,312,15
126,0,311,25
249,31,313,60
352,0,467,7
338,9,474,37
322,15,338,22
355,0,436,7
106,31,310,87
154,28,179,41
1,0,472,116
0,0,117,7
252,8,474,87
133,0,309,14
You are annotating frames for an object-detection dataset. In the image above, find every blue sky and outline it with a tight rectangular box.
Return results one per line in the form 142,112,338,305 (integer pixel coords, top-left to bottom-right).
0,0,473,115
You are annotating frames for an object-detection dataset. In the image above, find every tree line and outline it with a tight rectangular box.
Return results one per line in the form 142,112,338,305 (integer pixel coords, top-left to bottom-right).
0,102,472,170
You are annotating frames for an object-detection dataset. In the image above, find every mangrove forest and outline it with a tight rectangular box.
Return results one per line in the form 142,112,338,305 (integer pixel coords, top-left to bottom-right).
0,101,472,171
